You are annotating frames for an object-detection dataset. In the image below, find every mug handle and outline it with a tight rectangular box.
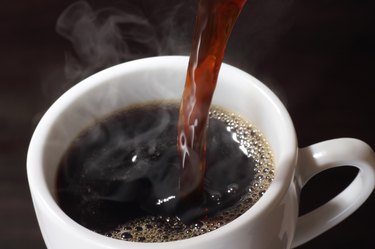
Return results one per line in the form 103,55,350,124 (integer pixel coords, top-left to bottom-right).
291,138,375,248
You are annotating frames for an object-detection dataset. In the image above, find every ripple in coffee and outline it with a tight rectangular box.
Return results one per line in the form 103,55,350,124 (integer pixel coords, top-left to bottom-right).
56,103,274,242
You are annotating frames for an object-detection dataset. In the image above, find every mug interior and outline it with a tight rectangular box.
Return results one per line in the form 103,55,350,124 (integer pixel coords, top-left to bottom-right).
27,56,297,246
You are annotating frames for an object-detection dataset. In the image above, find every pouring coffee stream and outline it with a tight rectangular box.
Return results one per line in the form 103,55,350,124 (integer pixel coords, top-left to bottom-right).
176,0,247,219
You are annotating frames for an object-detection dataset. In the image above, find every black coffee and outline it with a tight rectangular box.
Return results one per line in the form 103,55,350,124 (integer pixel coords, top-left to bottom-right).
56,103,274,242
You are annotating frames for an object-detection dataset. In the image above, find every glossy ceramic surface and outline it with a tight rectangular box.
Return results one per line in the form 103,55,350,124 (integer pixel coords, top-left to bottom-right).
27,56,375,249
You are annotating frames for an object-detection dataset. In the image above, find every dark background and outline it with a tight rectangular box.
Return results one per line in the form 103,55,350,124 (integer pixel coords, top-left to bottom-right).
1,0,374,248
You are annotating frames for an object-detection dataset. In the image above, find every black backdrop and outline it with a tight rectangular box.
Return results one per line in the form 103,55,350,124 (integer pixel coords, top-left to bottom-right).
1,0,374,248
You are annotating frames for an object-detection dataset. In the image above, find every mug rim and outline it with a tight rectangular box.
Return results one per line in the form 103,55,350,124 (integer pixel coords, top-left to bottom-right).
27,55,298,247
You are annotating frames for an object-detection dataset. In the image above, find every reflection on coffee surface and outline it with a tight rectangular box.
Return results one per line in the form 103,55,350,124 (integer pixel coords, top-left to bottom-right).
56,103,274,242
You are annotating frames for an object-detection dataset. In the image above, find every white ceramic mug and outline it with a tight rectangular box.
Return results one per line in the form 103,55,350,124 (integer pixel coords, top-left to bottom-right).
27,56,375,249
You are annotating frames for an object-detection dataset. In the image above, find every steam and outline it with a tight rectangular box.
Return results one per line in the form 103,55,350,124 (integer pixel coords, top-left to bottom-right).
56,1,194,84
54,1,197,215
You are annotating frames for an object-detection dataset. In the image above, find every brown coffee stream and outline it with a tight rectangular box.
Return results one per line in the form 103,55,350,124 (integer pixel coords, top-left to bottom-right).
177,0,247,206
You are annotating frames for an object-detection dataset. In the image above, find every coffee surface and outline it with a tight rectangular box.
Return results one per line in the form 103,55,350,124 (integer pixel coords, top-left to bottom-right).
56,103,274,242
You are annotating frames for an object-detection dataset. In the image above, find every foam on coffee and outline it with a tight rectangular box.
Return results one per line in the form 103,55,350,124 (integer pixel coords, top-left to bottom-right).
107,108,274,242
